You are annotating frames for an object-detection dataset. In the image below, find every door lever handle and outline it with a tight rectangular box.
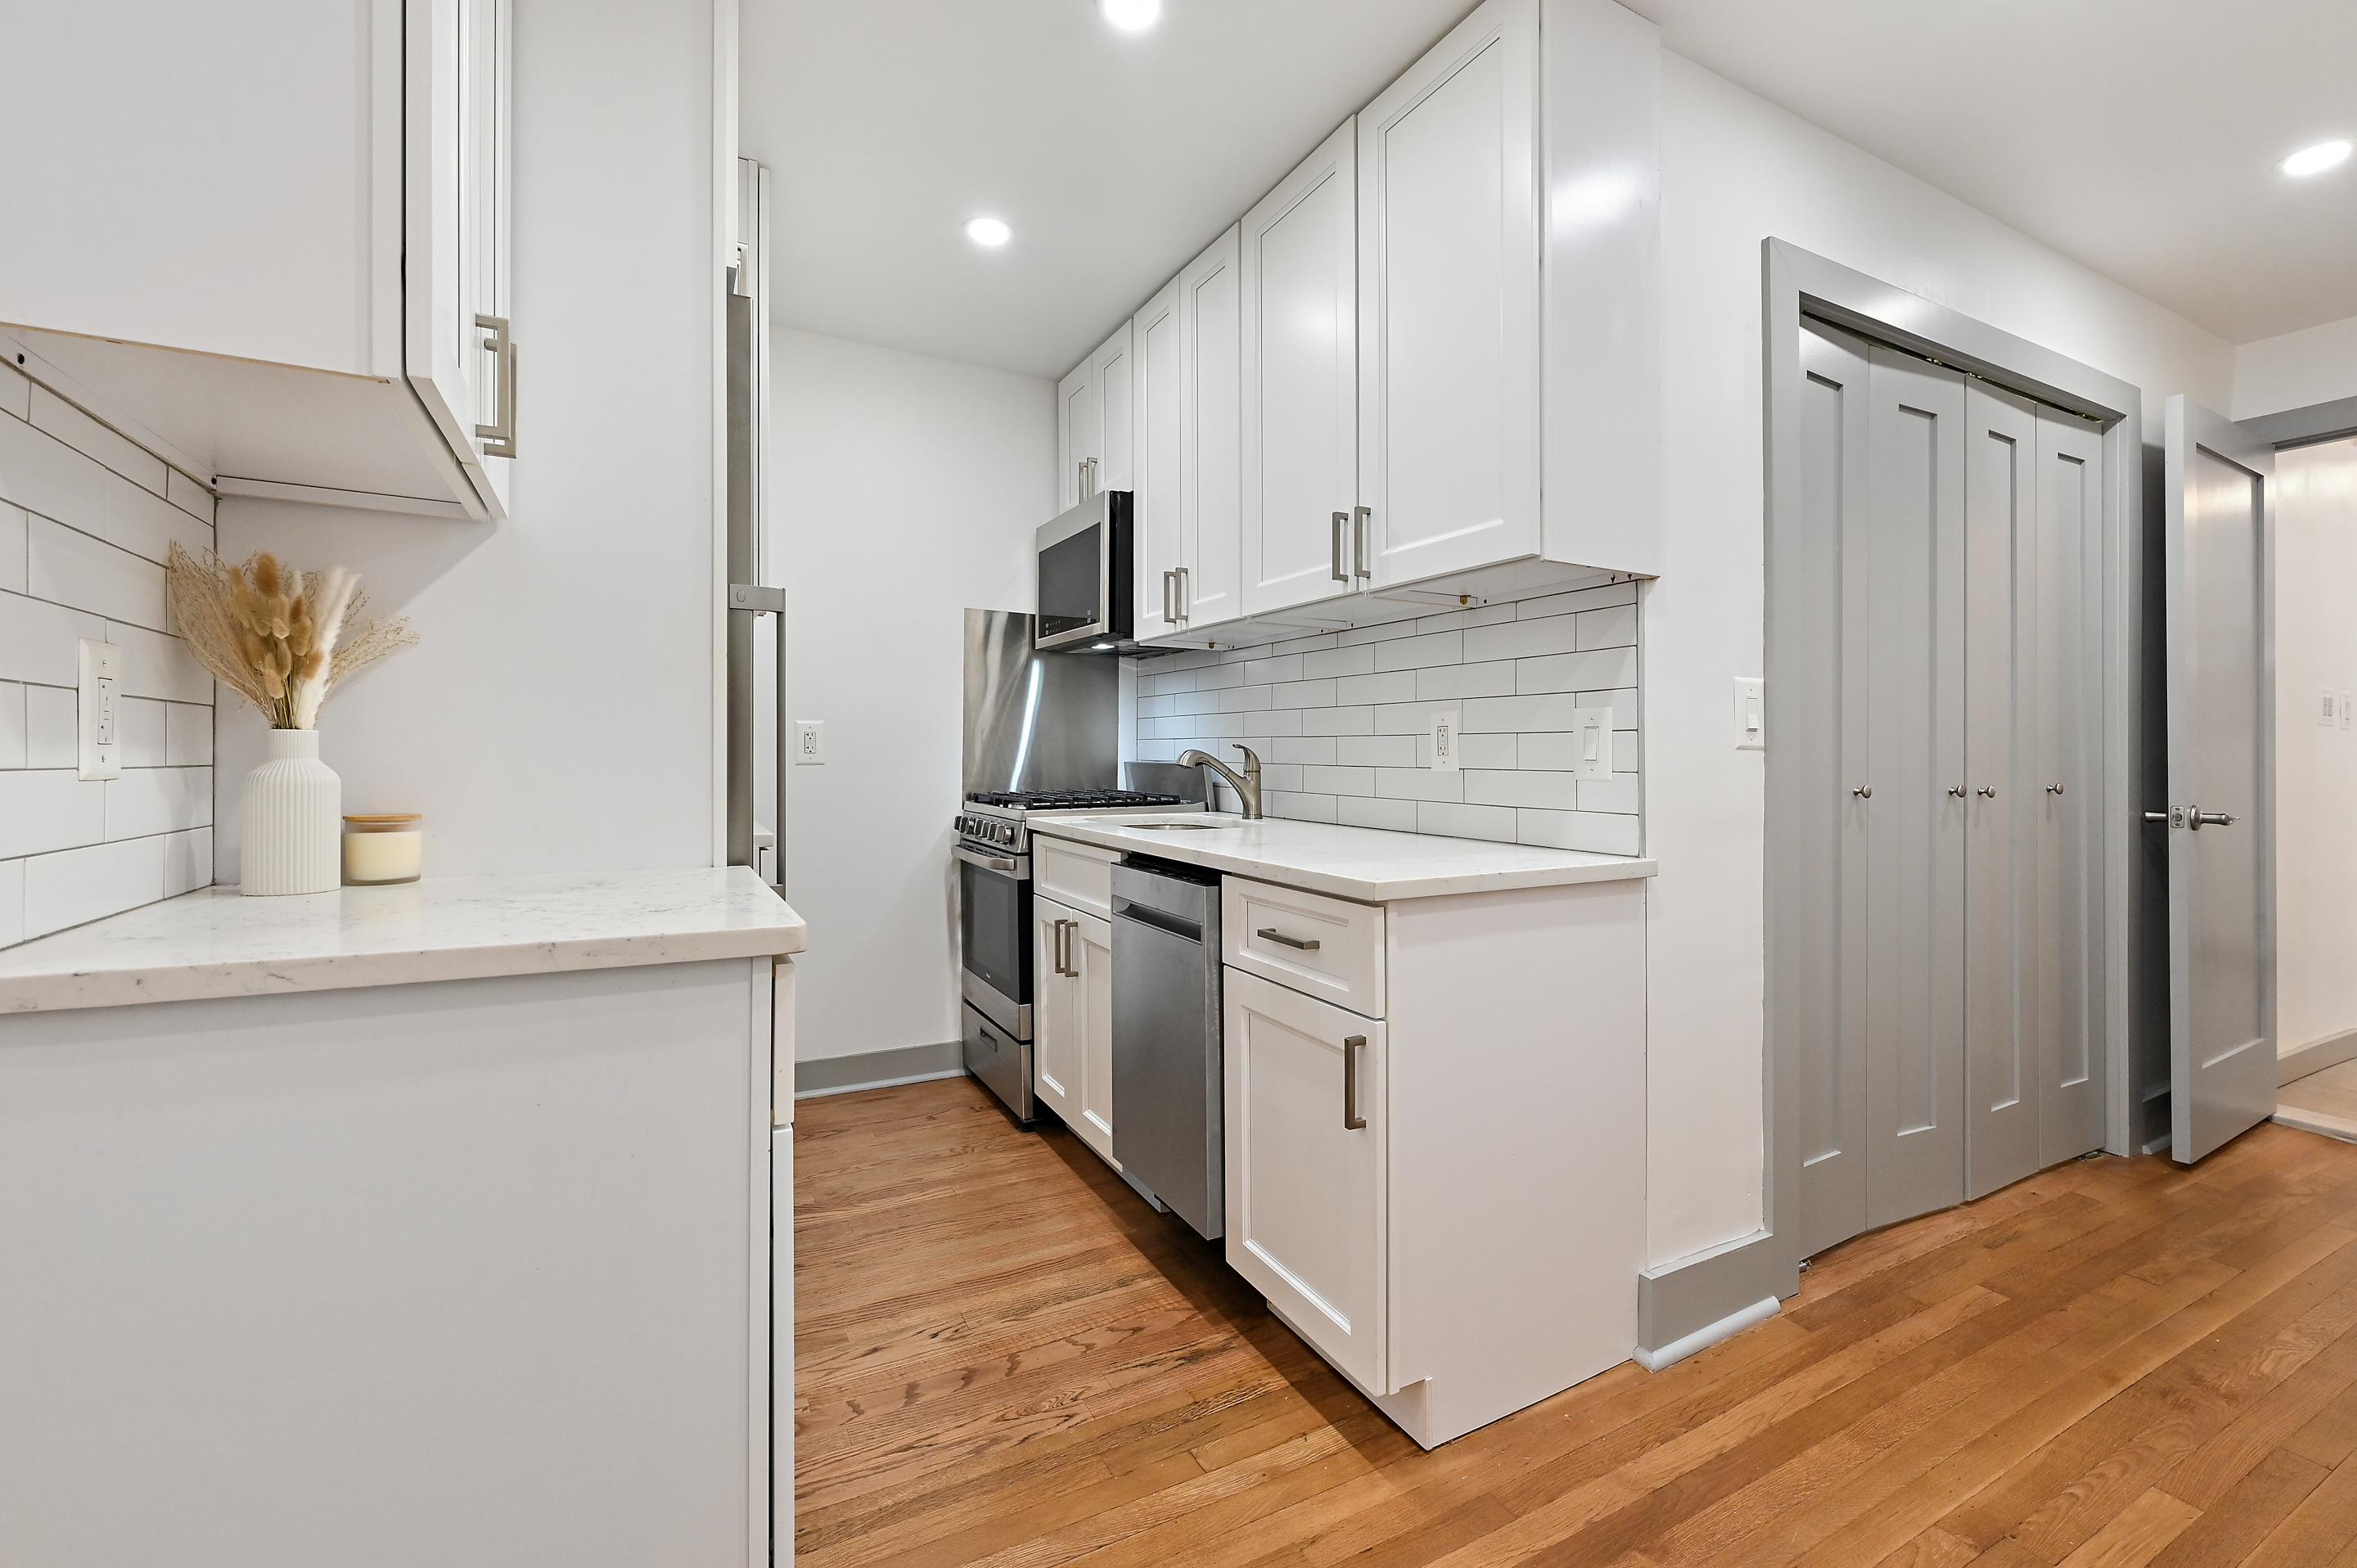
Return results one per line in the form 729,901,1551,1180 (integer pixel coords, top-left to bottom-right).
2143,810,2171,825
2188,807,2238,830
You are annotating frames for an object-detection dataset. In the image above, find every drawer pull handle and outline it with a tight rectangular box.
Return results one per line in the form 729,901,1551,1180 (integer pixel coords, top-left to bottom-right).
1257,927,1320,951
1343,1035,1367,1130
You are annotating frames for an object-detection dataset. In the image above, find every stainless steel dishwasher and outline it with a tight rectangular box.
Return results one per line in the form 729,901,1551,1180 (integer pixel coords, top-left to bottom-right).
1110,855,1223,1240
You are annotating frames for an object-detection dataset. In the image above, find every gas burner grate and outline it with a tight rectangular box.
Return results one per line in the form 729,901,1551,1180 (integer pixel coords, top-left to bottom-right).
965,790,1186,809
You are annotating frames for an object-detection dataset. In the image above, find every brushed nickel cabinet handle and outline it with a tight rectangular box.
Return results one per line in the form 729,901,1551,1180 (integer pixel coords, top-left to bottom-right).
1257,928,1320,951
473,314,516,457
1352,506,1372,579
1332,512,1350,583
1174,566,1188,620
1343,1035,1367,1130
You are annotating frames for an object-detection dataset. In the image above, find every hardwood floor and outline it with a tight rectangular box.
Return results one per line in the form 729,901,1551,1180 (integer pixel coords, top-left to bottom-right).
792,1075,2357,1568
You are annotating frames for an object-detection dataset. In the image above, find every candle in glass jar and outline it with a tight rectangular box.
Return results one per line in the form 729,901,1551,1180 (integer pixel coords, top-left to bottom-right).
343,814,424,885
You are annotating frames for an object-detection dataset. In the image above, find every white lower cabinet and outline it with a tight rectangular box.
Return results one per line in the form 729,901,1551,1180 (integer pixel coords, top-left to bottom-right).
1034,894,1116,1166
1223,967,1387,1393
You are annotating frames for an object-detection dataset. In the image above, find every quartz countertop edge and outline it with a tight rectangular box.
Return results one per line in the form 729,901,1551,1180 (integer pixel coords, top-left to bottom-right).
0,867,807,1015
1029,815,1655,902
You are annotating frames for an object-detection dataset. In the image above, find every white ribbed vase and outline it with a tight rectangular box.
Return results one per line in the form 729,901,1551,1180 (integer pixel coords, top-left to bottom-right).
241,729,342,895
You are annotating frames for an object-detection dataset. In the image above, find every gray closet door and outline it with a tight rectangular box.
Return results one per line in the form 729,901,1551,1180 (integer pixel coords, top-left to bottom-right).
2035,408,2107,1165
1790,321,1873,1259
1863,342,1968,1228
2165,397,2276,1164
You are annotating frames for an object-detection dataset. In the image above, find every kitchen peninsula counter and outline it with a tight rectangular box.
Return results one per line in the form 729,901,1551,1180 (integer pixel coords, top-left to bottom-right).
0,866,804,1014
1030,813,1654,903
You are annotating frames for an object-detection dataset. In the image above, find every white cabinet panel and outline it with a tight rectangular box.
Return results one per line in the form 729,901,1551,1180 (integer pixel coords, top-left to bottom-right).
1036,835,1117,920
1057,359,1097,513
1241,120,1359,618
1358,0,1539,588
1224,966,1386,1393
1222,874,1386,1018
1034,894,1116,1169
1135,280,1185,635
1091,323,1134,498
1180,227,1245,627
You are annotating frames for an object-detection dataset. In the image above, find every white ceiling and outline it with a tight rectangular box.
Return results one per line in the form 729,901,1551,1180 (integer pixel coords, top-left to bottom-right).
743,0,2357,381
740,0,1471,379
1622,0,2357,345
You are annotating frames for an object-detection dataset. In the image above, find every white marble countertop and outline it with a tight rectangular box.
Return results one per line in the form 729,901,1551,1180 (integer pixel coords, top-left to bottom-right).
0,867,807,1015
1030,814,1655,903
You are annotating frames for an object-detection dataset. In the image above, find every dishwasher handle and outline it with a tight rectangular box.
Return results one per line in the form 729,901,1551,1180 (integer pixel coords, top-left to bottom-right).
1115,901,1203,944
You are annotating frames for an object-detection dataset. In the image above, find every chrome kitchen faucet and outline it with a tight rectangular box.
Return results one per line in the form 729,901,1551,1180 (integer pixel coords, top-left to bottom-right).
1177,745,1263,820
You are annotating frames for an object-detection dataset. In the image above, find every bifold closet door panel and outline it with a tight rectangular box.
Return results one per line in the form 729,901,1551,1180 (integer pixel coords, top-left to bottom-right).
2036,409,2107,1165
1963,382,2041,1198
1789,320,1873,1260
1864,344,1968,1229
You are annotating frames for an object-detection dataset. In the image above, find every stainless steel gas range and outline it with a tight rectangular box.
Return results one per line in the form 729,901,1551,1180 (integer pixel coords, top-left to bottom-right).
956,788,1197,1124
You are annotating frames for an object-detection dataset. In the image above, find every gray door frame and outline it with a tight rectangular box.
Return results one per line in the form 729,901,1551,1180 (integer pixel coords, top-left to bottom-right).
1762,239,2146,1295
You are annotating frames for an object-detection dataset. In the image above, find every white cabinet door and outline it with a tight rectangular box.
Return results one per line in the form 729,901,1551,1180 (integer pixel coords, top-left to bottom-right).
1224,966,1386,1393
1180,226,1245,628
1357,0,1539,588
1034,896,1117,1168
1240,120,1359,619
1074,909,1116,1161
1135,280,1187,635
1057,359,1097,512
1091,323,1134,498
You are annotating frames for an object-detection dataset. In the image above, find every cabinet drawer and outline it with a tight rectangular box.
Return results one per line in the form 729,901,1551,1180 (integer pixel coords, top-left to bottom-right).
1034,835,1119,920
1221,876,1385,1017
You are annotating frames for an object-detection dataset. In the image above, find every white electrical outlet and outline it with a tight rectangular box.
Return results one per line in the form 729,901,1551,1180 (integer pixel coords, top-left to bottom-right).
794,719,825,764
1428,710,1462,773
2343,691,2354,731
1733,678,1765,750
1570,705,1615,779
2323,687,2338,727
77,638,123,781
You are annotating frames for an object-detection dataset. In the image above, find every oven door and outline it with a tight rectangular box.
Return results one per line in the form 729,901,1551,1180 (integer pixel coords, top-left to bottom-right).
957,846,1032,1036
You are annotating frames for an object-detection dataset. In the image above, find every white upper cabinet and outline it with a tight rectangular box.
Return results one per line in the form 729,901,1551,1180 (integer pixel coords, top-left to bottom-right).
1091,323,1134,497
1357,0,1540,587
1057,358,1097,512
1240,120,1360,619
1179,227,1246,627
0,0,514,521
1134,280,1186,635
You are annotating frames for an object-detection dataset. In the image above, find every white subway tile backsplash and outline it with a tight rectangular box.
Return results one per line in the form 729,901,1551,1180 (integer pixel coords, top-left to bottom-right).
0,858,20,946
166,701,214,766
24,835,166,939
102,471,213,568
29,516,169,629
119,696,167,767
0,503,23,594
167,468,215,523
108,620,217,703
164,826,214,897
30,387,169,496
0,769,107,858
0,680,22,767
25,683,75,768
1129,583,1644,854
0,588,108,685
0,408,108,525
106,765,213,840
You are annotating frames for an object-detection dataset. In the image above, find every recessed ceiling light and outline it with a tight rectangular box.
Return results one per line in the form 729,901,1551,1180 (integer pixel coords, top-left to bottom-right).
2280,139,2352,178
965,217,1011,247
1100,0,1160,32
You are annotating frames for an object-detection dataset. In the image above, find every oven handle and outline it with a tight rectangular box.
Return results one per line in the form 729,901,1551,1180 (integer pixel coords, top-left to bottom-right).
955,845,1030,878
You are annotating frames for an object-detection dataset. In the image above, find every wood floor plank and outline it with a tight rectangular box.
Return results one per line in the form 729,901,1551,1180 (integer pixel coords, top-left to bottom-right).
791,1079,2357,1568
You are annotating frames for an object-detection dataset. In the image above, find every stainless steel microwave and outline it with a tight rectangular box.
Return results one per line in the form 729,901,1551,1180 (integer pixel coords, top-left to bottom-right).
1034,490,1133,651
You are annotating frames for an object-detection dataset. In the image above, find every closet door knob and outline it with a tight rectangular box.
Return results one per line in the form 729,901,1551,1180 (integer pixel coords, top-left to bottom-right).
1948,786,1966,798
1977,785,1997,798
1852,785,1872,799
2048,783,2066,795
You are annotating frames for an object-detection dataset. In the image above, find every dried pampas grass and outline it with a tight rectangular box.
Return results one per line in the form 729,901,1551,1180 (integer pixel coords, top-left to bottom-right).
166,543,417,729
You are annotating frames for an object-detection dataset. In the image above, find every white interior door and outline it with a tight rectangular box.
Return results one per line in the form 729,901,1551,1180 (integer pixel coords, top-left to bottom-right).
2165,396,2276,1164
1240,119,1358,618
1181,226,1243,626
1356,0,1538,588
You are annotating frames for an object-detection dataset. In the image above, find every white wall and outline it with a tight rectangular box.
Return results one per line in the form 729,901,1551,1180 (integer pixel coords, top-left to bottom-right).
214,0,723,881
0,363,216,943
770,328,1054,1063
2276,439,2357,1061
1643,54,2234,1269
2234,313,2357,421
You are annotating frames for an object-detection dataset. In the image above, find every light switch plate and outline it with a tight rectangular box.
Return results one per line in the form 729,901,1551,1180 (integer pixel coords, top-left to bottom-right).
794,719,825,764
2323,687,2338,727
2342,690,2353,731
77,638,122,781
1428,710,1462,773
1733,678,1765,750
1570,705,1615,779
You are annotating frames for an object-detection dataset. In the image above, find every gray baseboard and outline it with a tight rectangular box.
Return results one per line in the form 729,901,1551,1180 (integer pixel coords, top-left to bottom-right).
2280,1026,2357,1087
795,1040,966,1099
1637,1229,1790,1363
